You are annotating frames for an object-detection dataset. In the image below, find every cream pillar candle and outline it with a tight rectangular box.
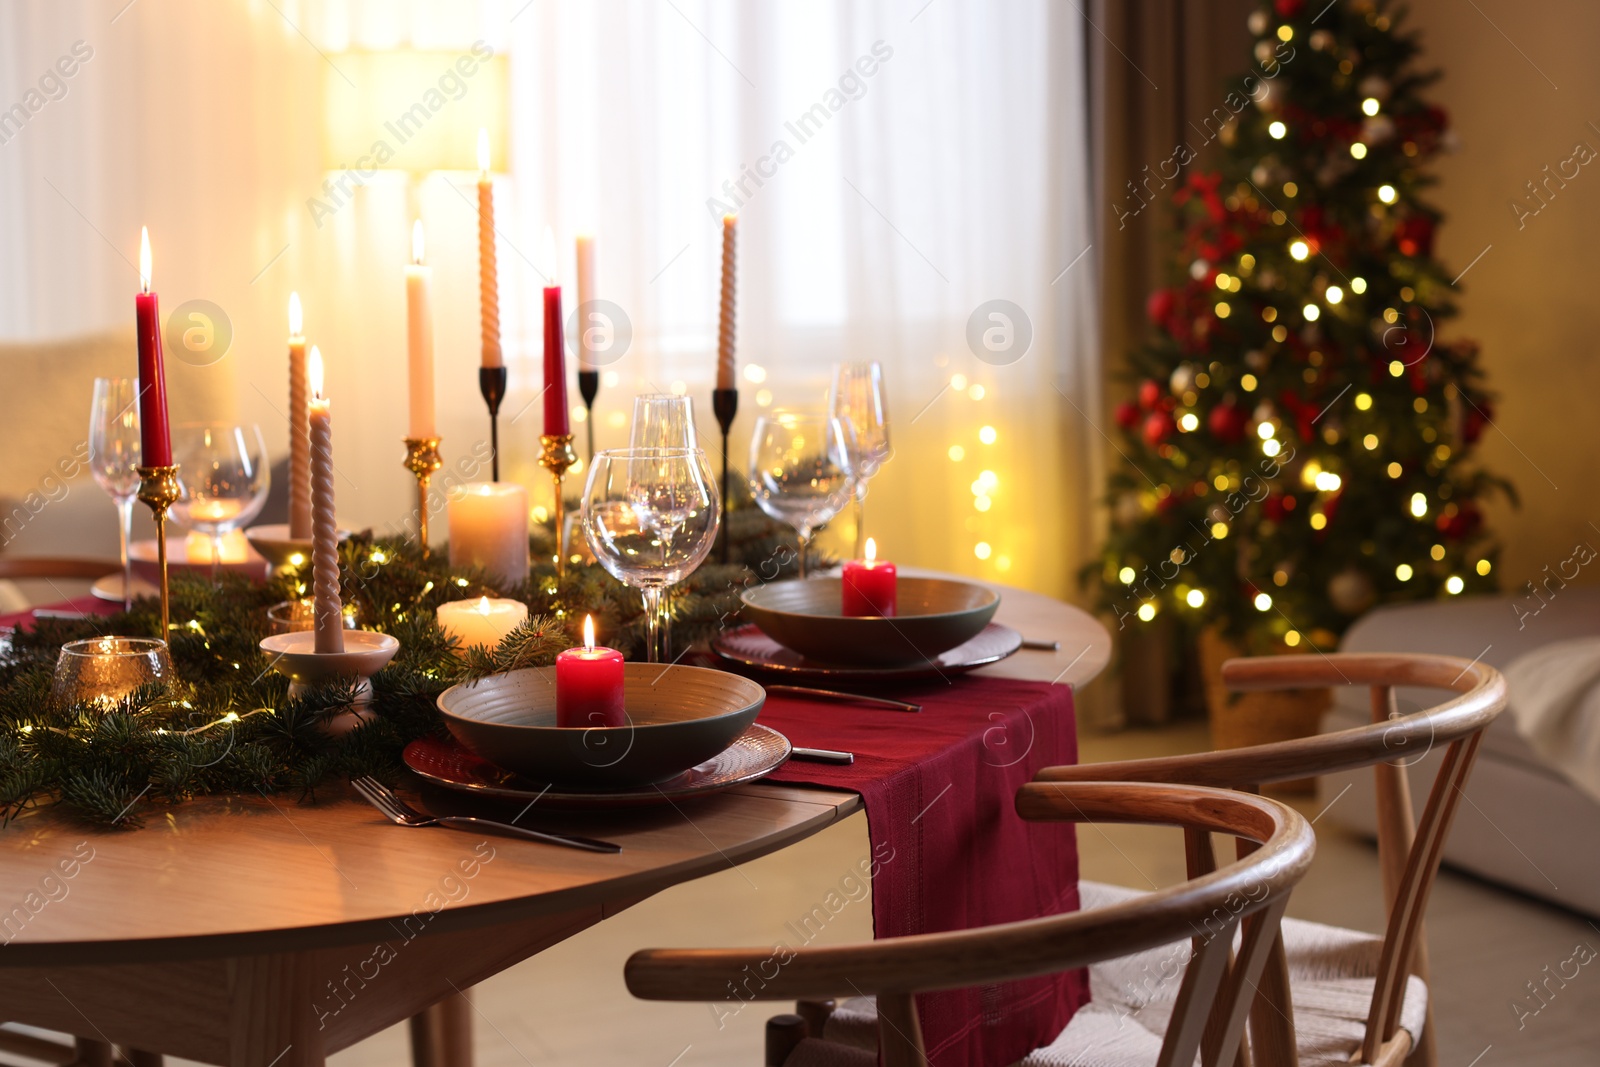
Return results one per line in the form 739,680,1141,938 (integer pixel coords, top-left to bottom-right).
447,483,530,589
437,596,528,652
715,213,737,390
575,233,597,371
287,292,312,539
308,347,344,655
406,220,437,439
477,130,502,370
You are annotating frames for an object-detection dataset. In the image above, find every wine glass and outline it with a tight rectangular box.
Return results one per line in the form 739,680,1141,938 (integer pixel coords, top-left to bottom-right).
830,362,890,559
748,410,856,579
583,448,721,662
629,394,700,451
172,423,271,575
88,378,142,609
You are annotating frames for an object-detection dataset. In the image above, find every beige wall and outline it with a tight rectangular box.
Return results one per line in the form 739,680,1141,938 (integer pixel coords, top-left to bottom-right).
1405,0,1600,592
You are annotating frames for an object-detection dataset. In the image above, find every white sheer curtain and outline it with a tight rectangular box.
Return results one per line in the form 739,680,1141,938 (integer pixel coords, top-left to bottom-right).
0,0,1097,595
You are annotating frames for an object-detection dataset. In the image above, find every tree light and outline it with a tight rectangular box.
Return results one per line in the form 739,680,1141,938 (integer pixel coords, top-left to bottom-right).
1269,121,1287,140
1118,566,1136,584
1241,373,1259,391
1314,471,1342,491
1211,522,1228,539
1351,142,1368,159
1387,462,1403,478
1378,184,1398,204
1364,433,1379,450
1303,304,1321,321
1257,421,1276,440
1179,413,1200,432
1254,592,1272,611
1431,544,1446,561
1410,492,1428,518
1355,392,1372,410
1446,575,1465,595
1326,286,1344,304
1389,361,1405,377
1310,512,1327,530
1477,559,1492,575
1186,588,1206,608
1396,563,1414,581
1262,439,1282,457
1284,630,1302,647
1351,277,1368,294
1137,602,1157,622
1289,239,1310,261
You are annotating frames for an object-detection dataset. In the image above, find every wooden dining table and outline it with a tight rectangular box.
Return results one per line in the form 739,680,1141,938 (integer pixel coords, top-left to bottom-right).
0,575,1109,1067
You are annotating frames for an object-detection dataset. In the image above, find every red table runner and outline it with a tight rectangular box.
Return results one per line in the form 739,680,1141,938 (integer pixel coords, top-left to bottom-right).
756,678,1088,1067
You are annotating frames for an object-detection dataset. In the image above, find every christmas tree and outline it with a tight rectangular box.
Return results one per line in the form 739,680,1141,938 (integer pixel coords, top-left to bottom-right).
1095,0,1513,653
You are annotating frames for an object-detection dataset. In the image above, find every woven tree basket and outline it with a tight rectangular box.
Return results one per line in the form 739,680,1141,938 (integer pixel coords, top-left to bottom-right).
1197,627,1332,794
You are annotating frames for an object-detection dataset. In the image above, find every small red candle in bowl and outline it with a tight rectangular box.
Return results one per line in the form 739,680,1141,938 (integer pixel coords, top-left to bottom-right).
556,615,625,728
841,537,897,617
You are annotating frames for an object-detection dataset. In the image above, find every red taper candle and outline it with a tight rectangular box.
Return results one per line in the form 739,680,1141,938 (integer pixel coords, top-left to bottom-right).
556,615,625,728
541,227,570,436
135,227,172,466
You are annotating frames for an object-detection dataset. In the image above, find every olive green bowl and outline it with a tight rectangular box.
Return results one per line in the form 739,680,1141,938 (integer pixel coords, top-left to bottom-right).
436,663,765,788
740,577,1000,668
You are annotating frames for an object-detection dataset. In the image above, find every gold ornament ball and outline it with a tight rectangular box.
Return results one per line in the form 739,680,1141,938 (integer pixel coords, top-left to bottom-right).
1328,567,1377,615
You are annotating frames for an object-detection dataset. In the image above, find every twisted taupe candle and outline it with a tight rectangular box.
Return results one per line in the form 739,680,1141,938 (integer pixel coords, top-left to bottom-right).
308,347,344,655
478,129,501,369
716,213,737,390
287,292,312,540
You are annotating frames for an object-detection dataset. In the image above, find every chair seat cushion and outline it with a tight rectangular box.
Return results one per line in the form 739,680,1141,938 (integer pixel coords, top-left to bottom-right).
788,882,1428,1067
1022,882,1428,1067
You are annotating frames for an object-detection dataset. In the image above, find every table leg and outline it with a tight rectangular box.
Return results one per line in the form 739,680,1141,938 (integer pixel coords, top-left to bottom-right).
74,1038,114,1067
408,991,473,1067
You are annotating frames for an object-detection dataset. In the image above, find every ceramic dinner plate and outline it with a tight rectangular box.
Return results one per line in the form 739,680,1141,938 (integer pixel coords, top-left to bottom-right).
90,573,162,603
711,621,1023,682
402,724,793,808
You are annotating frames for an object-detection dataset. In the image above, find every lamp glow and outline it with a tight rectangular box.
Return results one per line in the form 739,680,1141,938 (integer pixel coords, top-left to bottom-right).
288,292,303,337
412,219,426,265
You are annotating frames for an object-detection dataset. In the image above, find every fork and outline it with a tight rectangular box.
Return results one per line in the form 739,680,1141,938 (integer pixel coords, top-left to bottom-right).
350,777,622,854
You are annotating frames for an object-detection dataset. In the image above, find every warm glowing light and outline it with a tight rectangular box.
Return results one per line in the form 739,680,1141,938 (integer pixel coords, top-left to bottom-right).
1310,513,1327,530
1303,304,1320,321
1387,462,1402,478
951,373,969,391
1355,392,1372,411
1446,575,1465,595
309,346,325,398
1396,563,1414,581
1262,439,1282,457
1351,277,1368,294
477,597,493,616
412,219,426,264
1254,592,1273,611
979,425,997,444
974,542,992,560
974,495,992,512
1326,286,1344,304
1364,434,1379,450
1211,522,1228,538
1431,543,1447,561
1241,373,1258,391
477,128,491,173
864,537,878,562
756,389,773,407
1137,602,1157,622
540,226,558,285
1216,273,1231,290
1277,24,1293,41
1179,412,1200,432
139,226,152,292
1389,361,1405,377
744,363,768,384
1215,302,1232,319
1477,559,1492,575
1186,588,1206,608
288,292,303,337
1362,97,1381,116
1378,184,1397,204
1284,630,1302,647
1315,471,1342,492
1289,239,1309,261
978,469,999,490
948,445,966,462
1257,421,1276,440
1350,142,1368,159
1410,492,1428,518
968,384,986,400
1269,121,1287,140
1118,567,1136,584
583,613,597,647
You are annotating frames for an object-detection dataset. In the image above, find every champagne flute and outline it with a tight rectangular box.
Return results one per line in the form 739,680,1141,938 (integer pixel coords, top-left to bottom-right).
172,423,272,576
748,410,856,579
829,362,890,559
584,448,721,662
88,378,142,609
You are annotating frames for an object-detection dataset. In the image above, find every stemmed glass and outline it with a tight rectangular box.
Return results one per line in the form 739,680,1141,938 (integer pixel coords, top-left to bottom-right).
172,423,271,575
630,394,700,451
88,378,142,609
748,410,856,579
829,362,891,559
584,448,720,663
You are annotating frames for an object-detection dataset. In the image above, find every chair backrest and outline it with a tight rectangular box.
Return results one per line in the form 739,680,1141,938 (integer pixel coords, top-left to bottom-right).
625,781,1316,1067
1037,651,1507,1066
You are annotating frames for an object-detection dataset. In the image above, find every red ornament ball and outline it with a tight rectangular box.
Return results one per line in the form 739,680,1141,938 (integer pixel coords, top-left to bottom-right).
1275,0,1305,16
1115,400,1141,430
1207,402,1248,444
1143,410,1175,446
1138,379,1163,409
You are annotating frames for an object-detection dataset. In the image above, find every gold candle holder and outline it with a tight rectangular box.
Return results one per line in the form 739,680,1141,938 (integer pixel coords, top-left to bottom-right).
135,464,180,641
403,437,443,558
539,433,578,576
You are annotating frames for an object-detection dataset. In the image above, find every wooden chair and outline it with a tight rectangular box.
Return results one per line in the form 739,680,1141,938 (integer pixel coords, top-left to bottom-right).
625,780,1317,1067
1037,652,1506,1067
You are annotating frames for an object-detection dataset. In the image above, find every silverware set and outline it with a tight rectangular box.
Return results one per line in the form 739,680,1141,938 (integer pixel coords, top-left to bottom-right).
351,776,622,854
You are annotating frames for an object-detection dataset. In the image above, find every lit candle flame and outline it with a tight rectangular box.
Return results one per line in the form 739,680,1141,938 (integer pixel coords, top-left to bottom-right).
541,226,558,287
477,596,492,616
412,219,426,265
865,537,877,563
723,212,737,228
288,291,303,337
308,346,324,399
583,613,596,649
139,226,152,293
477,128,490,174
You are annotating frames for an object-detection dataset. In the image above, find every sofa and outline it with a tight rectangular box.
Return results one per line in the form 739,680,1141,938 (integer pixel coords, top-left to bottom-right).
1321,588,1600,917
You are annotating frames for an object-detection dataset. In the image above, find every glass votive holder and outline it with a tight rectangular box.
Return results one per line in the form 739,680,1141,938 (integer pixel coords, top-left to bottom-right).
266,598,361,636
50,637,174,711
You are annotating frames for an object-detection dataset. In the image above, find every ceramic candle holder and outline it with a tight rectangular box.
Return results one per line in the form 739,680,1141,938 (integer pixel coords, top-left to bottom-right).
246,523,352,574
266,598,361,636
258,629,399,715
